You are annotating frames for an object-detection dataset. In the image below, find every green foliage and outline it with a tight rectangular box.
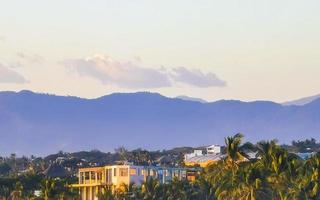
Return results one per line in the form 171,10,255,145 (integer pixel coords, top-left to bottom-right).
0,134,319,200
0,175,79,200
203,134,320,200
292,138,320,152
0,163,11,176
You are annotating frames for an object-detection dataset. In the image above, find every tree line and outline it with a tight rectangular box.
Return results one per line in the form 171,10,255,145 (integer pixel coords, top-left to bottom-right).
0,134,319,199
97,134,320,200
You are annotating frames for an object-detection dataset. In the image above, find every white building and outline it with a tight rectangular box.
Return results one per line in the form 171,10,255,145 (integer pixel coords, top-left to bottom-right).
184,145,222,167
184,149,203,160
206,145,221,155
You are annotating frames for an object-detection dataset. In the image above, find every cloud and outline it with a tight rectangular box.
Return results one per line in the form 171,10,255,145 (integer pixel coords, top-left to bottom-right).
0,63,28,84
63,54,226,89
64,55,171,89
13,52,44,67
171,67,226,87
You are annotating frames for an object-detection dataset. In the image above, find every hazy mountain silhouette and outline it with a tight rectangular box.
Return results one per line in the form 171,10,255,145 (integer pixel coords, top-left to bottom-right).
283,94,320,106
176,95,207,103
0,90,319,156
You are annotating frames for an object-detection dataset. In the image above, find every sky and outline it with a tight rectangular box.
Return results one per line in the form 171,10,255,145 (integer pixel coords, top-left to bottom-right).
0,0,320,102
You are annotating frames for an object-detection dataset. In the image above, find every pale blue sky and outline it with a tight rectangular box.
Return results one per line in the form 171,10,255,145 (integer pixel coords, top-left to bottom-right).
0,0,320,102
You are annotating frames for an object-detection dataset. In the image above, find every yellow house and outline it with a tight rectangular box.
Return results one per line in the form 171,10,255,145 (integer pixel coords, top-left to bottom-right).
72,165,193,200
71,165,145,200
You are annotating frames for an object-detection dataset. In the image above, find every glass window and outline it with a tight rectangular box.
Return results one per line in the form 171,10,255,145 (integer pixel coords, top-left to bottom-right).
114,168,117,176
80,172,84,183
97,172,102,180
91,172,96,180
130,168,137,175
166,170,171,177
119,168,128,177
85,172,90,180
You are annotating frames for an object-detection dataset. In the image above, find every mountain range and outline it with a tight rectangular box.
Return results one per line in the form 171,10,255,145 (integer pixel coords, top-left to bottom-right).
282,94,320,106
175,95,207,103
0,90,319,156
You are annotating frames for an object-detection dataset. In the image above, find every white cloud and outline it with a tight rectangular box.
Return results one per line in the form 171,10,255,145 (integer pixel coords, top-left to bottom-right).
64,55,171,89
12,52,45,68
63,54,226,89
16,52,44,64
0,63,28,84
171,67,226,87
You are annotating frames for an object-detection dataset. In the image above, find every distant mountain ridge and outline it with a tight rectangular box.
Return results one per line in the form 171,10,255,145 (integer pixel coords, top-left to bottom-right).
175,95,207,103
0,90,319,156
283,94,320,106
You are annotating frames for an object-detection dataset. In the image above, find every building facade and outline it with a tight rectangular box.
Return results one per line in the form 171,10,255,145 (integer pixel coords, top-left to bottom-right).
72,165,193,200
206,145,221,155
184,145,223,167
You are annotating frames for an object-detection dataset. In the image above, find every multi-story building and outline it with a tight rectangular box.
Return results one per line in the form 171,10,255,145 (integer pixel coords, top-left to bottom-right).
184,149,203,160
206,145,221,155
71,165,194,200
184,145,223,167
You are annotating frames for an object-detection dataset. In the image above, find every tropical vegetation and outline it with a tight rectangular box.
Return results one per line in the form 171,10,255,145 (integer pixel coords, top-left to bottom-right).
0,134,319,199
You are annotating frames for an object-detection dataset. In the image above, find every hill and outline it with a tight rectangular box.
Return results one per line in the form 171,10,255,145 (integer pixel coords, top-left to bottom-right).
283,94,320,106
0,90,319,156
175,95,207,103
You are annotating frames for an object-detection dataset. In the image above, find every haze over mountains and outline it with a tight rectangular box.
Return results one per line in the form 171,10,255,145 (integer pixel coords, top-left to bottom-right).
175,95,207,103
0,90,319,156
282,94,320,106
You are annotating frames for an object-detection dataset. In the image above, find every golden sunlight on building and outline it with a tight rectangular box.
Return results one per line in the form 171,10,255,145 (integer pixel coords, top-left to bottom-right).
184,145,223,167
71,165,197,200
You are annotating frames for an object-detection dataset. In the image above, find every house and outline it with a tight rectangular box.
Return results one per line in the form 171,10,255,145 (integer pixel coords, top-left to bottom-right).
71,165,195,200
206,145,221,155
184,145,223,167
43,163,68,178
184,150,203,160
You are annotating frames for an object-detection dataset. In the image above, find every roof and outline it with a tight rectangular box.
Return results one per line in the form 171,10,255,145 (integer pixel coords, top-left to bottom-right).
207,144,220,148
156,155,173,163
43,164,68,178
185,154,223,163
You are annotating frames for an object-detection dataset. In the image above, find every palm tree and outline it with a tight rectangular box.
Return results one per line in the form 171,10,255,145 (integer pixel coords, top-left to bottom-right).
165,178,188,200
255,140,278,170
0,178,15,200
40,178,69,200
99,185,115,200
141,178,161,200
225,133,247,164
256,140,298,200
193,175,215,200
212,134,250,199
237,162,271,200
300,153,320,199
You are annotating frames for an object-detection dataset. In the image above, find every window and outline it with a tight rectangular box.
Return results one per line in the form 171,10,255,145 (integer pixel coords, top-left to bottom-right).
119,168,128,177
130,168,137,175
91,172,96,180
166,170,171,177
85,172,90,180
114,168,117,176
97,172,102,180
80,172,84,183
